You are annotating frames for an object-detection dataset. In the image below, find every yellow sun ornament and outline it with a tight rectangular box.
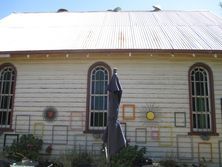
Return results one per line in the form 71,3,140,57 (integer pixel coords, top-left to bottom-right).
146,111,155,120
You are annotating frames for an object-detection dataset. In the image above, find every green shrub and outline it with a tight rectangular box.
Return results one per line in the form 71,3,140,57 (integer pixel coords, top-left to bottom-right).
93,154,108,167
159,159,177,167
4,134,43,161
56,150,74,167
71,152,94,167
110,145,146,167
56,149,107,167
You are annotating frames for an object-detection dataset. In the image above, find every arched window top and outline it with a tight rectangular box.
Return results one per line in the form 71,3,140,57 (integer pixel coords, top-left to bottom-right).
88,62,111,75
189,63,212,77
92,66,108,81
0,63,17,76
191,67,208,82
0,66,16,81
0,63,16,72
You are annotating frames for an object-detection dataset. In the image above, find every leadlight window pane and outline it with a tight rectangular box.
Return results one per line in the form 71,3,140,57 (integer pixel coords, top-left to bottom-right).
205,82,208,96
206,98,209,112
0,96,12,109
207,115,210,128
95,81,105,94
197,114,206,129
192,82,195,95
196,97,205,112
90,112,107,127
193,114,197,128
95,70,104,80
95,96,104,110
192,97,196,111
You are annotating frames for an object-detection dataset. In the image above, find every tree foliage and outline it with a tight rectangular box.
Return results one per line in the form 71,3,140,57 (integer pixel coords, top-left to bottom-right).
4,134,43,161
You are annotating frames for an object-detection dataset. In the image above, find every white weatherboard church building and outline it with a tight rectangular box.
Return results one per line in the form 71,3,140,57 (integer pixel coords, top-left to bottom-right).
0,9,222,166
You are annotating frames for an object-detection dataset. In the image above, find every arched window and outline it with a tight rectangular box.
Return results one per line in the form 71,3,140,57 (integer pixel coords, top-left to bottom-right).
85,62,111,133
188,63,217,135
0,63,17,130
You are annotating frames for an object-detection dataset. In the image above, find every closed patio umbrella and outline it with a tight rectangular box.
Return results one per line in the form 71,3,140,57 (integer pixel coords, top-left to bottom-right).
102,68,126,159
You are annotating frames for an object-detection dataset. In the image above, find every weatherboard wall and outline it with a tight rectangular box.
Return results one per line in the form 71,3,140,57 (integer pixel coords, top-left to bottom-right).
0,53,222,166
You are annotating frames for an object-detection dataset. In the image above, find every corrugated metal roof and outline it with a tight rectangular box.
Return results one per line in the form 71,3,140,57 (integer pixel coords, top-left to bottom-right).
0,11,222,53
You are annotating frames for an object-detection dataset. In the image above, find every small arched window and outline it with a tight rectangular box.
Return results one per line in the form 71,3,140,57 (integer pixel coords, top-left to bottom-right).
85,62,111,133
0,63,17,130
188,63,217,135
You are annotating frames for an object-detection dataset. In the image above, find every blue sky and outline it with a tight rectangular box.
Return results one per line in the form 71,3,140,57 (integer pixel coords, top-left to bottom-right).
0,0,221,19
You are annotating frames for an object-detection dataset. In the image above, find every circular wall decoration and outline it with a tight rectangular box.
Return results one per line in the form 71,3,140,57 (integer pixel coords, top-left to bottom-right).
146,111,155,120
43,106,58,122
200,133,210,141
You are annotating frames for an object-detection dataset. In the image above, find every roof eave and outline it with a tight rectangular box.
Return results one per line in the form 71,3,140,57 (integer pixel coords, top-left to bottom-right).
0,49,222,55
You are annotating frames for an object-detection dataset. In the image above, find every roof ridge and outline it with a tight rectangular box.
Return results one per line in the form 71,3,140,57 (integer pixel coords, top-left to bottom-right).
9,10,213,15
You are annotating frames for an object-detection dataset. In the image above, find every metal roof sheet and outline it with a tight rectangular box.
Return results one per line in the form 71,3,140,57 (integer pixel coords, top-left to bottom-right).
0,11,222,53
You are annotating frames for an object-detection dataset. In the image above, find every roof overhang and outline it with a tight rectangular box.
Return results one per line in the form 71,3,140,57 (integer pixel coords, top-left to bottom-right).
0,49,221,56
